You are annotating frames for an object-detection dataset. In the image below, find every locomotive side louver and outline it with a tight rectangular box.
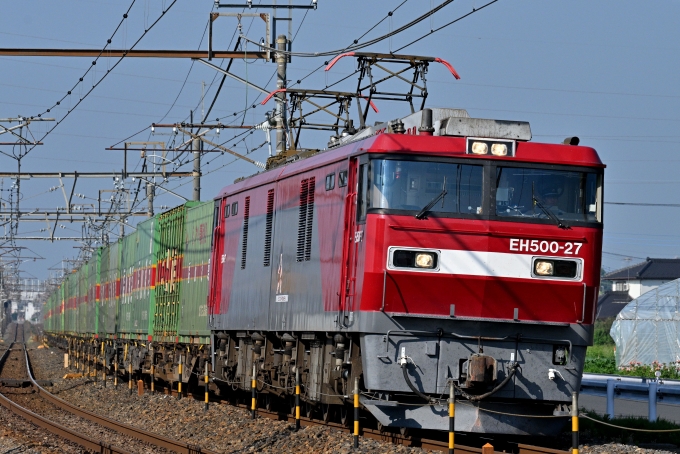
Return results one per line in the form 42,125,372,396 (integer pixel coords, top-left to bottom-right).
305,177,315,261
241,196,250,270
297,177,315,262
263,189,274,266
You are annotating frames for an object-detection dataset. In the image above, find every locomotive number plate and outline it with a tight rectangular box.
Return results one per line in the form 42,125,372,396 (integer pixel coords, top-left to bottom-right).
509,238,583,255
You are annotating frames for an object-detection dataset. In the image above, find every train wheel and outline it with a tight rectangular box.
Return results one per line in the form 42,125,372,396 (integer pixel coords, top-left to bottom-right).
304,402,314,419
289,396,297,417
399,426,409,437
321,403,332,423
339,405,350,427
264,394,273,411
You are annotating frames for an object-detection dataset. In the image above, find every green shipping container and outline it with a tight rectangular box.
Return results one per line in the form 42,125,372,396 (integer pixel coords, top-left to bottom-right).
76,264,88,334
86,250,100,336
119,218,156,338
64,272,78,334
153,202,198,341
77,266,88,334
100,240,121,337
44,293,53,331
179,201,213,342
57,283,65,334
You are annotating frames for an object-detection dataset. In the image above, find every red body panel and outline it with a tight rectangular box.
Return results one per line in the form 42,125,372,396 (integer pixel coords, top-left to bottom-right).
210,131,604,326
357,215,601,324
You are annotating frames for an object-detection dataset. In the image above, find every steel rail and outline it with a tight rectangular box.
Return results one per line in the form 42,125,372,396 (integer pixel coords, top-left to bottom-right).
227,401,570,454
24,346,219,454
0,342,130,454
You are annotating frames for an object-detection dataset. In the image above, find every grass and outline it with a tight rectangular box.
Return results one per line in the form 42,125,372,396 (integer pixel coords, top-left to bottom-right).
570,319,680,447
577,410,680,446
584,318,680,379
585,320,617,374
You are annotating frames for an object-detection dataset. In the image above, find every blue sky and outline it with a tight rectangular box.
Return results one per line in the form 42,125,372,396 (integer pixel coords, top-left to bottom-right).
1,0,679,279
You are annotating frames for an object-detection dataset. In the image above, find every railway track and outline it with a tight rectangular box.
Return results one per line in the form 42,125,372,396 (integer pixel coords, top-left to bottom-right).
0,324,219,454
34,328,571,454
227,400,570,454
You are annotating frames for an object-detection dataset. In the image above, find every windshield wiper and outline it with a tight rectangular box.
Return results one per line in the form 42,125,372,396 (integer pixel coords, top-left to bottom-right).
532,196,569,229
416,182,447,220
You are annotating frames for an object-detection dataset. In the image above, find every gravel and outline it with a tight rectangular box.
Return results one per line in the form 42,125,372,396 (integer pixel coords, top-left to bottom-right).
29,344,429,453
581,443,680,454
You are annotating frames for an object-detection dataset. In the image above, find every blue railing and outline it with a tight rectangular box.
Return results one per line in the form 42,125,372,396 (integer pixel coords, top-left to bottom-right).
580,373,680,422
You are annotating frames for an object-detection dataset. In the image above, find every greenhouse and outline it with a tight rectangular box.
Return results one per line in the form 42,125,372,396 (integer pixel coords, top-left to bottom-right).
610,278,680,368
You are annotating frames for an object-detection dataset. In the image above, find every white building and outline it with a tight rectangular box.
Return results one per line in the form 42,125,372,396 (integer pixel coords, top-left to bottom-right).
597,258,680,319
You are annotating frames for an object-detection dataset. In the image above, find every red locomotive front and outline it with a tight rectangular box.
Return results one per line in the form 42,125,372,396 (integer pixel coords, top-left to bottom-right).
350,136,603,323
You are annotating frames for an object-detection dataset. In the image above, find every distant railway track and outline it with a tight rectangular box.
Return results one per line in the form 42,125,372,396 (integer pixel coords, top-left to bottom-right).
0,324,219,454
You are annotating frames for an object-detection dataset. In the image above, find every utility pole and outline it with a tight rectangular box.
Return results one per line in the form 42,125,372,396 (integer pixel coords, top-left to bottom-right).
147,182,155,217
276,34,287,154
191,110,201,202
193,138,201,201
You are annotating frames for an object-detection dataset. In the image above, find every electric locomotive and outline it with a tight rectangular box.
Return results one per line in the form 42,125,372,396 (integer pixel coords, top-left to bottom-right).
208,107,604,435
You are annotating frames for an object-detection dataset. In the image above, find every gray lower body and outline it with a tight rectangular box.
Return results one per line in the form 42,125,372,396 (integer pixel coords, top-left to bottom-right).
359,313,590,435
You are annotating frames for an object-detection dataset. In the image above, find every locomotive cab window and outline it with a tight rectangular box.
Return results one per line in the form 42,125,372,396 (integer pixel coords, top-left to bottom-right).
368,158,483,216
325,173,335,191
357,164,368,222
231,201,238,216
494,167,602,223
338,170,348,187
224,203,230,218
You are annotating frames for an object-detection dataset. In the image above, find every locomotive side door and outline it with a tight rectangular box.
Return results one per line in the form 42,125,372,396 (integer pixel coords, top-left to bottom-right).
339,156,364,324
208,197,227,324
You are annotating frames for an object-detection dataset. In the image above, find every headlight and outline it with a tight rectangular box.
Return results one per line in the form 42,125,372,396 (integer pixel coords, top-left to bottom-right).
534,260,554,276
390,249,439,271
466,138,516,157
470,141,488,155
532,258,579,279
415,252,435,268
491,143,508,156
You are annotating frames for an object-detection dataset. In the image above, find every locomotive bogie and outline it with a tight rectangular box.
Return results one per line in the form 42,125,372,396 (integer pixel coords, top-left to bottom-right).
211,330,360,407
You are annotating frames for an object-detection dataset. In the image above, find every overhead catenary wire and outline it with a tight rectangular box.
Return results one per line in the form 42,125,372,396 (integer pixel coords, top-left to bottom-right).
394,0,500,52
241,0,455,57
31,0,139,121
114,0,414,173
90,0,494,245
20,0,179,163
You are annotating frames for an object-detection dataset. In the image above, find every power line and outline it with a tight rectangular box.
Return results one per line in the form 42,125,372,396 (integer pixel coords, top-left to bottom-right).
31,0,139,120
602,251,645,260
243,0,454,57
23,0,179,157
290,1,410,90
605,202,680,207
394,0,499,52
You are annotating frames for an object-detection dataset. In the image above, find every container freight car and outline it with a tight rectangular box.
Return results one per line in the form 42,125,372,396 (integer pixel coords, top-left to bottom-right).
86,249,99,336
44,52,605,437
99,240,120,337
44,201,214,388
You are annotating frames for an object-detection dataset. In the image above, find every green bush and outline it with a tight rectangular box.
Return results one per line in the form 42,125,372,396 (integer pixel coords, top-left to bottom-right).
584,355,617,374
618,362,680,380
593,317,615,346
584,344,680,378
